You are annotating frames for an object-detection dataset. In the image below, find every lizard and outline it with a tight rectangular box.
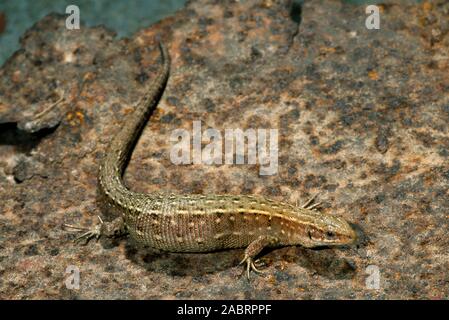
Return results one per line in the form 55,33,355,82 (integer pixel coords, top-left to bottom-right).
65,42,357,279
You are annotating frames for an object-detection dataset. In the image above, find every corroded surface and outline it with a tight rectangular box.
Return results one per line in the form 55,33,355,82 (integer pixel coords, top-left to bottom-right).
0,0,448,299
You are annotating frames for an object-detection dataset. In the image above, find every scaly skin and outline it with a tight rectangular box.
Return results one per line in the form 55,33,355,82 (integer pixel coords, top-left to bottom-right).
68,43,357,278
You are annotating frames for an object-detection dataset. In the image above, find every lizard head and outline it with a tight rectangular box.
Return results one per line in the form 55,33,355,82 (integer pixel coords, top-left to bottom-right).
303,212,357,247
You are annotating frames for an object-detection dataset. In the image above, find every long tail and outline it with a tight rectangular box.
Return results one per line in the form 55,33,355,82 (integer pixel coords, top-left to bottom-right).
98,43,170,205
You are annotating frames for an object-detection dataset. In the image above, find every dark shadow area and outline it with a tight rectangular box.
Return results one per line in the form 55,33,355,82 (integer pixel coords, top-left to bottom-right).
0,121,57,154
294,247,357,280
259,245,356,281
113,239,358,280
351,222,370,248
124,242,242,277
290,0,303,24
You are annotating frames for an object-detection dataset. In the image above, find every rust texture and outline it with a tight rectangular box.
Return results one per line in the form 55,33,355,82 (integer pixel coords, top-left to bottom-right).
0,0,448,299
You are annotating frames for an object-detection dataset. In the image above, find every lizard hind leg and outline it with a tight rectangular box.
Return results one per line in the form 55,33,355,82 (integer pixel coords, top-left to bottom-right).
239,235,271,279
64,216,127,244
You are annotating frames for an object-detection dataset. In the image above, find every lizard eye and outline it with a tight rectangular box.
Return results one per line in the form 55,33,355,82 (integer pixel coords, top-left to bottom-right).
326,231,336,238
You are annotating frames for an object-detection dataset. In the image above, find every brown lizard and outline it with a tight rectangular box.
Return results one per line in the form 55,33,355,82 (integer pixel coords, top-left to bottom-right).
66,42,357,278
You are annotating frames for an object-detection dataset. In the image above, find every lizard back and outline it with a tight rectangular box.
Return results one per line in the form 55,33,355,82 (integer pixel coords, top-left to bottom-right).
97,43,357,254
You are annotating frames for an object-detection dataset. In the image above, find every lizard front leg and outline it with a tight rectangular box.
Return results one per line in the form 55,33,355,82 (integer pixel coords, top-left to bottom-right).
239,235,272,279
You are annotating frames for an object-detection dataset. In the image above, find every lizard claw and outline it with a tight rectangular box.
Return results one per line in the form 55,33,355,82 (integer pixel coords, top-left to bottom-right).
64,216,104,245
239,255,266,280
